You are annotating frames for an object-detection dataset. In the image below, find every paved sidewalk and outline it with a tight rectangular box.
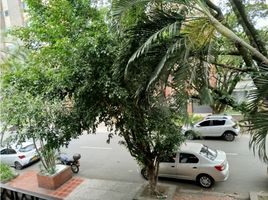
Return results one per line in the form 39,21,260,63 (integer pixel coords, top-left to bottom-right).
4,170,141,200
4,170,248,200
173,189,244,200
65,179,141,200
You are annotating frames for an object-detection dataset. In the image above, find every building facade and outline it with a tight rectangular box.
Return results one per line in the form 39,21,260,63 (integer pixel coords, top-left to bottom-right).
0,0,26,61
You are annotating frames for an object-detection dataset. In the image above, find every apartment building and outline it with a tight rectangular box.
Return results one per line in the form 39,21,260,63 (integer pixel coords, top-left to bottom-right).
0,0,26,61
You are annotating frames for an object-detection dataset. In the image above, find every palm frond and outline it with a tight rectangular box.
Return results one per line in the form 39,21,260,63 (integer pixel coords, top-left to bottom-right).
146,38,188,92
111,0,150,19
249,123,268,163
125,21,182,79
245,67,268,163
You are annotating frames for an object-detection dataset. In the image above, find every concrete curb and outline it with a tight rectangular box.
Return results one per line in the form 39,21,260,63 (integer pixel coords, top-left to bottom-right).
250,191,268,200
178,189,249,200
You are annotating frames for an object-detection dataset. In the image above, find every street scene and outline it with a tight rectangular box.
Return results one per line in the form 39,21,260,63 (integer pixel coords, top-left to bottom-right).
23,125,268,198
1,0,268,200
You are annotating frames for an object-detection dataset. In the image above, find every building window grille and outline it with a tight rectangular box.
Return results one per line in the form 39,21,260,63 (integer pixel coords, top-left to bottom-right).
4,10,9,17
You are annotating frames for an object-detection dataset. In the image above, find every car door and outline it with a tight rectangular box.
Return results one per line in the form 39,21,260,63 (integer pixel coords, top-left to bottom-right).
0,149,10,165
3,148,17,165
194,120,212,137
158,154,179,178
211,120,226,136
176,153,200,180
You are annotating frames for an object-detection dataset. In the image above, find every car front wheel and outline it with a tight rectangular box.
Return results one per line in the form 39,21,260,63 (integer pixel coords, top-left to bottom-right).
185,131,195,140
197,174,214,188
14,161,23,170
223,132,235,141
141,168,148,180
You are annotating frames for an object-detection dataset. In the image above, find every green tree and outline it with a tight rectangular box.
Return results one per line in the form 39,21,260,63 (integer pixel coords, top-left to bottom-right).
111,0,267,163
1,0,185,195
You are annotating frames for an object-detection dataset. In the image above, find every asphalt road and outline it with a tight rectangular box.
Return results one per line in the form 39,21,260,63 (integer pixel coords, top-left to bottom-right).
26,127,268,197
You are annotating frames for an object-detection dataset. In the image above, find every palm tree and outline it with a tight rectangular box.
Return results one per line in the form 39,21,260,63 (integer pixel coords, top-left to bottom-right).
111,1,268,193
245,66,268,163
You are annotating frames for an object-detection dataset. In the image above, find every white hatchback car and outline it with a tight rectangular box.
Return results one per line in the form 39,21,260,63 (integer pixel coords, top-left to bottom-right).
182,115,240,141
141,142,229,188
0,142,40,169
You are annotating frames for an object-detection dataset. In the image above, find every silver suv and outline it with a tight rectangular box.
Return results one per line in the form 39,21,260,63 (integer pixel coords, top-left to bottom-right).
182,115,240,141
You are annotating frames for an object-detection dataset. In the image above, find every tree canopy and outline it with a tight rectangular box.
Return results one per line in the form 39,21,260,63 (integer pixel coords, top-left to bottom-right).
1,0,267,196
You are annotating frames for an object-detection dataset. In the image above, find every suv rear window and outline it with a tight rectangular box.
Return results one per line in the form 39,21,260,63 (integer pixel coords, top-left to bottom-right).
19,144,35,152
212,120,225,126
200,145,217,160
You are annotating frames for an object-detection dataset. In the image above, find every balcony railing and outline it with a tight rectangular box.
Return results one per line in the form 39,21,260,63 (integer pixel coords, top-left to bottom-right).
0,183,61,200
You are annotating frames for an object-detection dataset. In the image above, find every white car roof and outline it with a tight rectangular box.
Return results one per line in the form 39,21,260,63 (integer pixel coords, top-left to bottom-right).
179,142,203,153
205,114,233,120
11,141,34,149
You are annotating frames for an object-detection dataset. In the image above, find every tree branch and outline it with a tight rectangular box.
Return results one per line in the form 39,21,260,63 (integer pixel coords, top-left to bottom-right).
209,61,254,72
230,0,267,57
204,0,224,21
199,4,268,65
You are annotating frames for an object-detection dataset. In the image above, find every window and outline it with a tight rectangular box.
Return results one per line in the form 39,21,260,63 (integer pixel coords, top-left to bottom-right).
7,149,16,154
179,153,199,163
212,120,225,126
199,120,211,127
19,144,35,152
21,2,28,10
4,10,9,17
0,149,7,155
200,145,217,161
160,153,176,163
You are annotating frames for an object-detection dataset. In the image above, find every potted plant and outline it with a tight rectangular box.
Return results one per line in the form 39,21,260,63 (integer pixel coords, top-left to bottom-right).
1,93,77,190
36,145,72,190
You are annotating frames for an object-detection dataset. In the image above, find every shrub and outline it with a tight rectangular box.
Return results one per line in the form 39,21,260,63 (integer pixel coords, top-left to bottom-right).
174,114,204,126
0,163,16,182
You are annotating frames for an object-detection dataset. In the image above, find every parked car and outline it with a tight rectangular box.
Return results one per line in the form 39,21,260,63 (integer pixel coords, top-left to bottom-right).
0,141,40,169
182,114,240,141
141,142,229,188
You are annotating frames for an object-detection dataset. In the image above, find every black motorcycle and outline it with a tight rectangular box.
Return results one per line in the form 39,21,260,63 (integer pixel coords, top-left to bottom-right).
58,153,81,173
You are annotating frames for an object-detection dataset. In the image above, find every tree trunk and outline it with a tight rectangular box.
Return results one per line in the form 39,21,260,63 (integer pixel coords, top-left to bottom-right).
199,3,268,65
147,160,159,195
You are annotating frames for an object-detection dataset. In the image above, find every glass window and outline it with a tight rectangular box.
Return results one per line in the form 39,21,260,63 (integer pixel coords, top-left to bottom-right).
160,153,176,163
7,149,16,154
212,120,225,126
179,153,199,163
199,120,210,127
4,10,9,17
200,145,217,160
19,144,35,152
0,149,7,155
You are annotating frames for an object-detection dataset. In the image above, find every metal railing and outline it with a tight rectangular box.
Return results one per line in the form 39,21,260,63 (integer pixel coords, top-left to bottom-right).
0,183,61,200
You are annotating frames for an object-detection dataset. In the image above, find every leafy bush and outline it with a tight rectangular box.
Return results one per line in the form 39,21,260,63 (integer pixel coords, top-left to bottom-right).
0,163,16,182
39,146,57,175
174,114,204,126
190,114,204,124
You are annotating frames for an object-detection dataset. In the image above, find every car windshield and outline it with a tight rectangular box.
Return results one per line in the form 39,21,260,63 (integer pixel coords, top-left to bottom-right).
19,144,35,152
199,145,217,161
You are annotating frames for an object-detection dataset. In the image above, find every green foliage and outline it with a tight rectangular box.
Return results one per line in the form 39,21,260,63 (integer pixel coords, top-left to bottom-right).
0,163,16,182
174,114,203,126
39,147,57,175
244,67,268,163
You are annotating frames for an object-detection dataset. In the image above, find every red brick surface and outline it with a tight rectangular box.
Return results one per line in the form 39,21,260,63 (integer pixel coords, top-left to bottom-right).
7,170,84,199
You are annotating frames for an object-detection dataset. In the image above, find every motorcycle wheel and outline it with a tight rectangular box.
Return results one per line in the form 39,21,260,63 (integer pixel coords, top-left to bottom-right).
71,164,79,173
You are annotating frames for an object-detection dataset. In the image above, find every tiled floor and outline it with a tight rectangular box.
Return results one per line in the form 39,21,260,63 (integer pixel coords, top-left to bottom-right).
52,177,84,198
7,170,84,199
